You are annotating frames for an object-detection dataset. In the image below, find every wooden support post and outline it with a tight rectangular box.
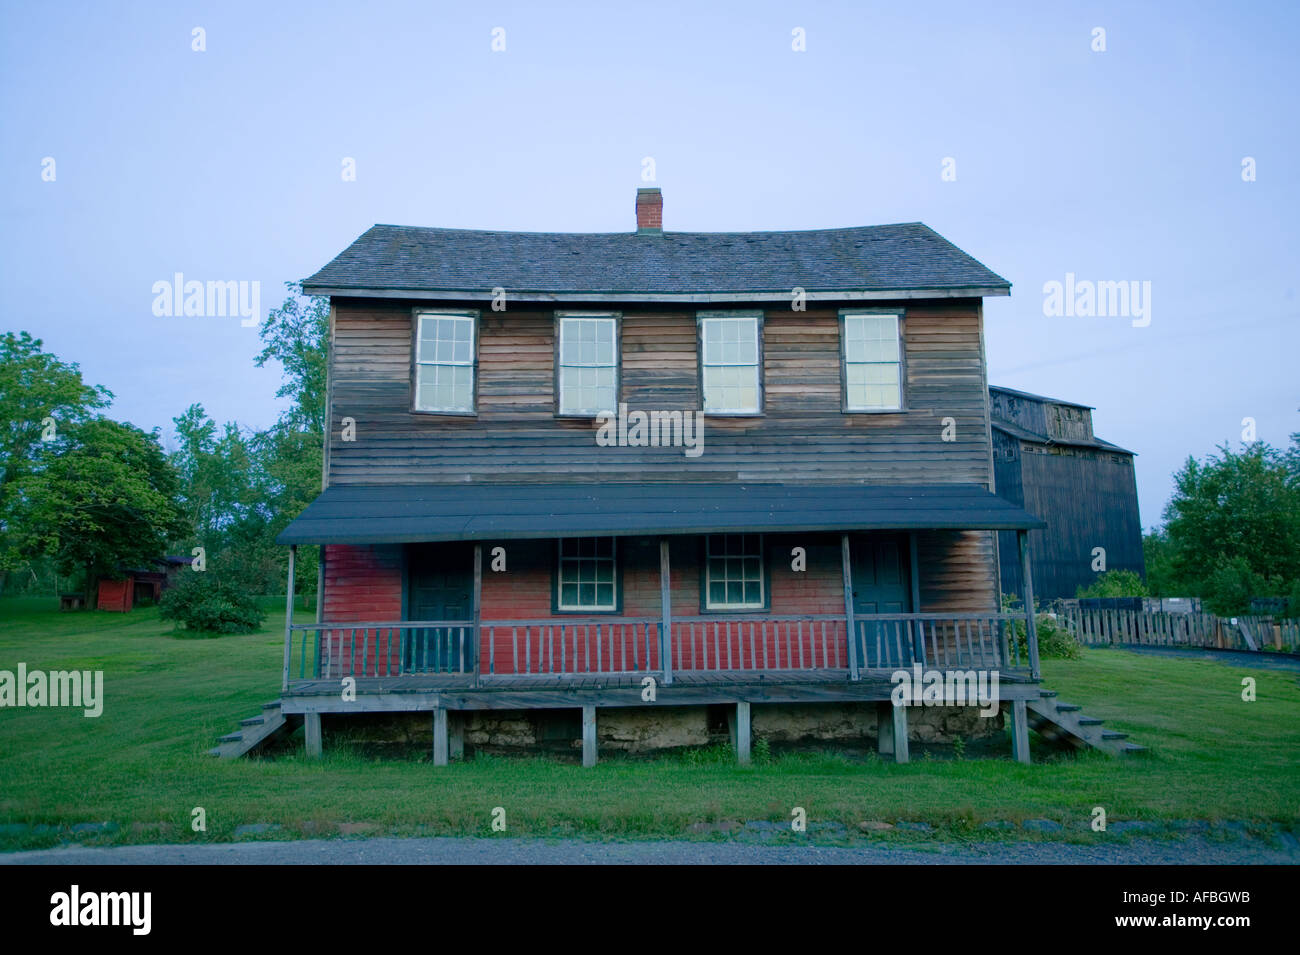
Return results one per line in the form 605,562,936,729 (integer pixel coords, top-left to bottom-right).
1017,530,1041,680
449,712,464,761
472,543,483,686
303,711,322,758
908,531,923,664
735,701,751,765
891,701,909,764
659,539,673,686
432,708,448,767
582,705,597,768
841,534,860,680
876,702,895,757
282,544,296,691
1010,699,1030,764
316,546,325,623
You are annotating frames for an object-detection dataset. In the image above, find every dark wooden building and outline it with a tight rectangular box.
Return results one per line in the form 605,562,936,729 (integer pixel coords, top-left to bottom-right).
990,386,1144,602
226,188,1148,766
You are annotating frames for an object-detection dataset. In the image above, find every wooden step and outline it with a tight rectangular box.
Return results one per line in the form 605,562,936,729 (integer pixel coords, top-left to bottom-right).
211,704,294,759
1055,703,1081,712
1077,716,1104,726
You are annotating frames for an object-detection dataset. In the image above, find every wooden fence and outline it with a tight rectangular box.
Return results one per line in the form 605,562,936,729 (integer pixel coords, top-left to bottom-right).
1062,609,1300,653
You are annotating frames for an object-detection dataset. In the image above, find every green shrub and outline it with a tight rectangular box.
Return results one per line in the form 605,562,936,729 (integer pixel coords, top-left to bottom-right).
1076,569,1149,598
1001,594,1083,661
159,573,265,634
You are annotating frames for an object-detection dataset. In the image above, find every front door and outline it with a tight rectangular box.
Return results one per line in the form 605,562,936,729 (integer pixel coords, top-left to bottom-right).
852,533,913,668
405,543,474,673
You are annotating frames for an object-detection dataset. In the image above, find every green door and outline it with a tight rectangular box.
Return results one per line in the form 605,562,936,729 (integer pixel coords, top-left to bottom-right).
405,543,474,673
852,534,913,668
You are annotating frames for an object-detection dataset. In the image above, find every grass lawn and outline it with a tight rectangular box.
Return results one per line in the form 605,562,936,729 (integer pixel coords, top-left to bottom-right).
1,595,1298,851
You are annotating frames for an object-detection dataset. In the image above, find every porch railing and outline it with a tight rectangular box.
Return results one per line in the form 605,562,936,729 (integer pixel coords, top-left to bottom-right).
853,613,1029,671
284,612,1030,686
286,620,477,682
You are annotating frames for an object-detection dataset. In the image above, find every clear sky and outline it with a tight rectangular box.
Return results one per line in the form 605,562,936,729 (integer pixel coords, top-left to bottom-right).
2,0,1296,529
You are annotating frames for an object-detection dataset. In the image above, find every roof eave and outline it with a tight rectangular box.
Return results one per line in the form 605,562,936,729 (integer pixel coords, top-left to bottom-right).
299,285,1012,303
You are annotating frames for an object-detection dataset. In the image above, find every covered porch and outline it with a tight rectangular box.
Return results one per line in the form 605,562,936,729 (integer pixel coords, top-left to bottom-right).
275,482,1046,763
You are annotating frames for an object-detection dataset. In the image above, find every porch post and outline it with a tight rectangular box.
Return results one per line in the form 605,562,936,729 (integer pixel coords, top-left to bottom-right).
304,712,322,758
735,701,751,765
841,534,860,680
582,705,597,768
876,702,895,757
433,707,448,767
449,712,464,761
659,538,673,686
1009,699,1030,764
282,544,296,692
908,531,923,664
1017,530,1041,680
891,701,910,764
472,543,483,687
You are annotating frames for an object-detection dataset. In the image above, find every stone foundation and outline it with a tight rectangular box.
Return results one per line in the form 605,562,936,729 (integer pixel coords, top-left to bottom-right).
320,703,1003,757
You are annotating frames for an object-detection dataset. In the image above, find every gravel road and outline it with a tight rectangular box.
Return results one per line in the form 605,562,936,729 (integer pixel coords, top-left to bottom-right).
4,834,1296,865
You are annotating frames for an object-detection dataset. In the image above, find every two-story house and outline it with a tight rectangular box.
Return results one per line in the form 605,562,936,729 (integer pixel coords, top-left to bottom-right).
260,188,1059,766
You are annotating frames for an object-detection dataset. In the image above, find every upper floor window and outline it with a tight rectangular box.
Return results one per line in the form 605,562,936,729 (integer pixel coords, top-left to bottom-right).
699,312,761,414
557,537,617,612
414,310,477,413
841,311,902,411
557,313,619,415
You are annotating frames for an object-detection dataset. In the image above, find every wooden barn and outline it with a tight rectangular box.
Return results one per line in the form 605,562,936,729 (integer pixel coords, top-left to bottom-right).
213,189,1143,764
990,386,1145,601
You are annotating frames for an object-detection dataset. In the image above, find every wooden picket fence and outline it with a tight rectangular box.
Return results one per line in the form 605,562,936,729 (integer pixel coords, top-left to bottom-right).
1062,609,1300,653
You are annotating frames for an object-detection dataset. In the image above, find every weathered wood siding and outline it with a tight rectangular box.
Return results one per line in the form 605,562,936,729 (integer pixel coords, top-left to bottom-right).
996,442,1144,601
326,298,993,487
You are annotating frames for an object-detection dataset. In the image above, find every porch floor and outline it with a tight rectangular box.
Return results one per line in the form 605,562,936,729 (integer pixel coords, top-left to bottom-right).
281,666,1038,713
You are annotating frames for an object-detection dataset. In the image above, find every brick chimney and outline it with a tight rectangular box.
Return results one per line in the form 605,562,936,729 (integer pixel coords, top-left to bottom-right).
635,187,662,234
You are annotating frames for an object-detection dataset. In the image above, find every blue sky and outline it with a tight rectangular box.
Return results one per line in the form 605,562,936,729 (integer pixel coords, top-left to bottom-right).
2,0,1296,529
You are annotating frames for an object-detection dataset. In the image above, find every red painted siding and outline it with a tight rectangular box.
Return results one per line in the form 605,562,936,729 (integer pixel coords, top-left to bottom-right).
322,544,403,674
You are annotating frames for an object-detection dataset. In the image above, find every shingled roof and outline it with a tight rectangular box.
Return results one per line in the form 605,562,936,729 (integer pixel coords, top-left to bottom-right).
302,221,1011,302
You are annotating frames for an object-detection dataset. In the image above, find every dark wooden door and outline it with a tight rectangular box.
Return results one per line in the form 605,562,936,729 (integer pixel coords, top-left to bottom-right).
405,543,474,673
852,534,914,668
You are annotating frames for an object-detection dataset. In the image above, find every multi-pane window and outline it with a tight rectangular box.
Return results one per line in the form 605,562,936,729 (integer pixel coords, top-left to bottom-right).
558,314,618,415
704,534,764,610
557,538,617,611
700,314,761,414
842,312,902,411
414,311,476,413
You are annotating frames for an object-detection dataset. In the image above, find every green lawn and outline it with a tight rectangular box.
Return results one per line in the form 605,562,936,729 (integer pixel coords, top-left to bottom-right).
1,596,1297,851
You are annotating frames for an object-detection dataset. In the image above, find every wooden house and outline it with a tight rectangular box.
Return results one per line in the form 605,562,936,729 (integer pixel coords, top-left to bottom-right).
990,386,1144,601
242,189,1138,765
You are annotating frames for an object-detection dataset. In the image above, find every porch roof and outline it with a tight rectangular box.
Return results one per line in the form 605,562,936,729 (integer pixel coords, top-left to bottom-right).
276,482,1044,546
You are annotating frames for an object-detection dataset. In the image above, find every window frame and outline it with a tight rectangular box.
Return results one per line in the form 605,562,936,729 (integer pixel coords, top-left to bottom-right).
410,308,480,416
552,537,623,615
554,311,622,418
838,308,906,413
699,533,769,613
696,310,764,417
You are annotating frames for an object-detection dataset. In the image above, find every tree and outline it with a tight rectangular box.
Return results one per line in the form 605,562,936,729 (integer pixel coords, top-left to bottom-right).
1157,438,1300,614
253,283,329,599
11,418,186,601
0,332,111,572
